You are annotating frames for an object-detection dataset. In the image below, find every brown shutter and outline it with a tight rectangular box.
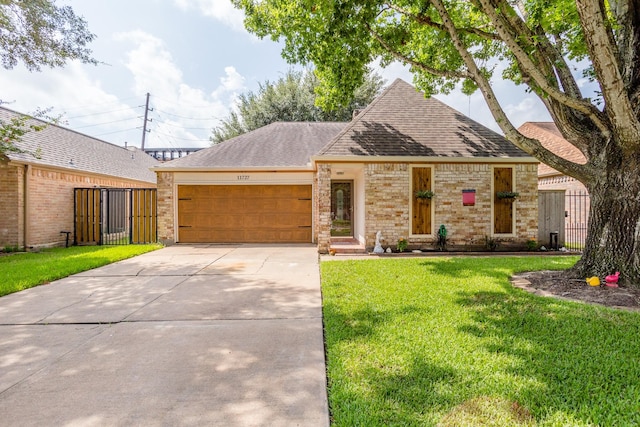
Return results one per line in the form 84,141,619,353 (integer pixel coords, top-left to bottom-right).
412,167,432,235
494,167,513,234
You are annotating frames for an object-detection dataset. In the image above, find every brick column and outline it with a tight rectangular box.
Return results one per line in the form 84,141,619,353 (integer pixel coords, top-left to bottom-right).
316,163,332,253
156,172,175,244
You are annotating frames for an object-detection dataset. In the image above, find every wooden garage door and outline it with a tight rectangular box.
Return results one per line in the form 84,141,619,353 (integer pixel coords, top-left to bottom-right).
177,185,312,243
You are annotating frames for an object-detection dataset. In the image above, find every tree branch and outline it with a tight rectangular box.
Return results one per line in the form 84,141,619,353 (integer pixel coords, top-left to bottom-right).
476,0,611,137
576,0,640,151
368,26,468,80
385,3,501,41
429,0,593,182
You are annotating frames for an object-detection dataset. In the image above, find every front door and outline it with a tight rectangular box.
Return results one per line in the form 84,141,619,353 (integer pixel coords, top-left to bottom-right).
331,181,353,237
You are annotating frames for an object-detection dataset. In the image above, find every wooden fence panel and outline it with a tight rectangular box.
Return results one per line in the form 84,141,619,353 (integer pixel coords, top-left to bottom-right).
74,188,101,245
538,190,565,246
131,189,157,244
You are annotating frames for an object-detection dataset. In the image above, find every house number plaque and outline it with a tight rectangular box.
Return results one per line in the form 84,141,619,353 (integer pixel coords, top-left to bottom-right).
237,175,250,181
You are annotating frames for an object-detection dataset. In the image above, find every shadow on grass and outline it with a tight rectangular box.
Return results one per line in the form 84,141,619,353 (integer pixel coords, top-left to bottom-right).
322,256,640,426
0,245,160,297
455,288,640,425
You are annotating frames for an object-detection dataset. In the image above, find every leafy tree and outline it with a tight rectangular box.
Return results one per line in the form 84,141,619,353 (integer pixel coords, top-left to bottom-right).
0,1,94,156
211,69,384,142
0,0,96,71
234,0,640,284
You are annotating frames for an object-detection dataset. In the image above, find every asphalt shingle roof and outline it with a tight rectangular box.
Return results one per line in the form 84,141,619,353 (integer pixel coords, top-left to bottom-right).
157,122,346,169
518,122,586,177
1,107,158,183
318,79,531,158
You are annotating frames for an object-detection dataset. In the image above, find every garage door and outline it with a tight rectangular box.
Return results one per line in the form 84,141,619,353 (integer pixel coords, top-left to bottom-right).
177,185,312,243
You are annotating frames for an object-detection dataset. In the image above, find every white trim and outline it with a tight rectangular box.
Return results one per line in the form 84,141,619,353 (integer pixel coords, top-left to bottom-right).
409,164,435,238
172,171,314,185
8,159,155,186
491,164,517,237
313,155,538,165
152,165,314,172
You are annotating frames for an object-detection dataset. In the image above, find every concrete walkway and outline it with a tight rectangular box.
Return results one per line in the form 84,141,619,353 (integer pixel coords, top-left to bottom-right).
0,244,328,426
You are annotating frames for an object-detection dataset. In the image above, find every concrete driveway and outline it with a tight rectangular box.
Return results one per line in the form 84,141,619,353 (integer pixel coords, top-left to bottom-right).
0,244,328,426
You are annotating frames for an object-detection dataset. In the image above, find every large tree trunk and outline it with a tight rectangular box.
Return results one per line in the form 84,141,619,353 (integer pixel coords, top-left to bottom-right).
572,155,640,286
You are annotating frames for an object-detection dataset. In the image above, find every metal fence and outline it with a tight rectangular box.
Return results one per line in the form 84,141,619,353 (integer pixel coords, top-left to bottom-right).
74,188,157,245
564,190,590,251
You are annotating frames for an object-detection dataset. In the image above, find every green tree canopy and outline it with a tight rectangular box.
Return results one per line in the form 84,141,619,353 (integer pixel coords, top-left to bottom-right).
0,0,95,156
0,0,96,71
233,0,640,284
211,69,384,143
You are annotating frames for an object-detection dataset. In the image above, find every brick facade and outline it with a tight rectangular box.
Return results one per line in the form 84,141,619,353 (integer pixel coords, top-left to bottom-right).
317,161,539,253
539,174,588,193
0,162,154,249
316,164,332,253
0,162,24,248
156,171,175,244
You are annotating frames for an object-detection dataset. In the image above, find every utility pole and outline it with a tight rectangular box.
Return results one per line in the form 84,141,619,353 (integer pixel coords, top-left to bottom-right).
141,92,153,150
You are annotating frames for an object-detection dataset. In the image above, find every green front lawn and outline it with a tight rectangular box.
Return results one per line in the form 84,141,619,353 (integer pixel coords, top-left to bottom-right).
0,244,162,297
321,256,640,426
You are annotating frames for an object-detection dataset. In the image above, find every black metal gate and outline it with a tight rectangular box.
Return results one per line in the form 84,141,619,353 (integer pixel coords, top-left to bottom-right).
74,188,157,245
565,190,590,251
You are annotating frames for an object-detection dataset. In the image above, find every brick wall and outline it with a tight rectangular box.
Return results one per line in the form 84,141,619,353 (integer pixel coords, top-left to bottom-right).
357,162,538,251
0,162,23,248
0,162,154,249
363,163,411,249
316,164,332,253
539,174,588,193
156,171,175,244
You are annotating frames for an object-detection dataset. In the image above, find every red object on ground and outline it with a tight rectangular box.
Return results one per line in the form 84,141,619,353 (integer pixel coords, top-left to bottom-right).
605,271,620,287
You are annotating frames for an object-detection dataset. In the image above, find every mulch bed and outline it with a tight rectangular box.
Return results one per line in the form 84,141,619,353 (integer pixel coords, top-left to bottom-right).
512,270,640,311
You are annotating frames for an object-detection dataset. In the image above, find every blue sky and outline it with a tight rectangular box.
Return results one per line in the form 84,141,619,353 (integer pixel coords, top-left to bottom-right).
0,0,557,149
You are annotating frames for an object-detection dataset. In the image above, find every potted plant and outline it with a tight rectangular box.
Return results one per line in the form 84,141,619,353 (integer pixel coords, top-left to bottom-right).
496,191,519,201
415,189,435,200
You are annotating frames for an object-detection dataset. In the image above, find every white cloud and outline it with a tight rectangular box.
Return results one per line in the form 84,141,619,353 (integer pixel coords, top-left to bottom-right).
112,30,248,147
211,66,246,99
173,0,245,31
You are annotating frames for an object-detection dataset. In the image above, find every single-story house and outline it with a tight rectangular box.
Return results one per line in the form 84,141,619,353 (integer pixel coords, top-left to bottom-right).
153,79,539,252
0,107,159,249
518,122,587,193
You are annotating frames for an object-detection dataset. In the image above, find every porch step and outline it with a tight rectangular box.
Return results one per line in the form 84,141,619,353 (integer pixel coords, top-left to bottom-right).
329,238,366,254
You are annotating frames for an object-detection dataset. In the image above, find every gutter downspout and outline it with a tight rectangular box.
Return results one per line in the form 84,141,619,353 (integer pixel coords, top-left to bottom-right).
23,164,30,250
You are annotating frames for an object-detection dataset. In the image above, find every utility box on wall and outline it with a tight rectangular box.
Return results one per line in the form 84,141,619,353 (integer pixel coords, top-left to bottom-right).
462,189,476,206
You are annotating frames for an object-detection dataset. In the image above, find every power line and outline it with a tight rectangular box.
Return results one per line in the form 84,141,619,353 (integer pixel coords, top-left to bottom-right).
150,119,212,131
52,96,140,114
151,95,221,109
67,106,140,120
152,107,215,121
73,117,139,129
93,127,140,137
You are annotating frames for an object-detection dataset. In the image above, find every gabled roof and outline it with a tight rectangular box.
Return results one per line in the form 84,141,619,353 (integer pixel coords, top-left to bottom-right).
0,107,158,183
518,122,586,177
155,121,346,170
316,79,532,160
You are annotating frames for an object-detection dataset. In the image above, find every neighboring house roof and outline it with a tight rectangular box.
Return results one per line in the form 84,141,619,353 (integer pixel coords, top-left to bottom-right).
155,122,346,170
316,79,532,159
518,122,587,177
0,107,158,183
